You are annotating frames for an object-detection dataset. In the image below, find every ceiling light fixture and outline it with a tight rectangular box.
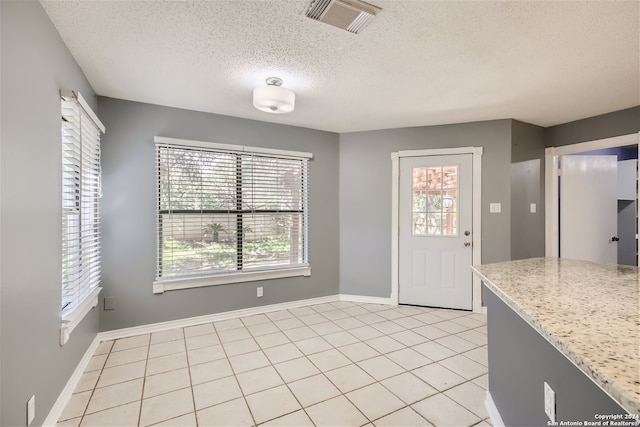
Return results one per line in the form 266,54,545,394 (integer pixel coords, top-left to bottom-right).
253,77,295,114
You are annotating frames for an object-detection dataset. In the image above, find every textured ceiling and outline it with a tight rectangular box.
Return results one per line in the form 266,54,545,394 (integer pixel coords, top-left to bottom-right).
40,0,639,133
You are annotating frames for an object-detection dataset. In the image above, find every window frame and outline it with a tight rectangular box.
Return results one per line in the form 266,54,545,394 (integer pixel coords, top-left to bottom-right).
411,165,460,237
60,90,105,345
153,136,312,294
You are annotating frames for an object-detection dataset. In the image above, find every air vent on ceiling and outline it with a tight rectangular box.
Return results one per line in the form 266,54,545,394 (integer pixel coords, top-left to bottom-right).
305,0,381,34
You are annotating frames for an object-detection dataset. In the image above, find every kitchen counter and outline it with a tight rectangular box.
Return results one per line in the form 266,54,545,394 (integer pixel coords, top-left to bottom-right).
471,257,639,416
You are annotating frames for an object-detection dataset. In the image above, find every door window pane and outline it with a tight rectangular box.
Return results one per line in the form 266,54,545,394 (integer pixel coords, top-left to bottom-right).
412,168,427,235
412,166,458,236
427,212,442,235
413,213,426,235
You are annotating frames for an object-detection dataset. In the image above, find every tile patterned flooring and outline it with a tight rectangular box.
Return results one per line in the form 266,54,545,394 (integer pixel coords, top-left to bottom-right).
57,301,492,427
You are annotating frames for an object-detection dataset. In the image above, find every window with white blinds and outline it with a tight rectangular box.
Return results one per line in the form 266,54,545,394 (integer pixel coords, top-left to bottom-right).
155,138,310,287
61,91,104,322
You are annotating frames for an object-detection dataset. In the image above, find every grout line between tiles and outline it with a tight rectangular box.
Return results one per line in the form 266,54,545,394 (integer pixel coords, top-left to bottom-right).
60,304,489,427
136,335,151,427
77,341,112,426
217,321,259,427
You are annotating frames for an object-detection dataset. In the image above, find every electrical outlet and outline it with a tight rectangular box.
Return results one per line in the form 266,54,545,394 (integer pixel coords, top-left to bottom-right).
27,395,35,426
104,296,115,311
257,287,263,297
544,382,556,423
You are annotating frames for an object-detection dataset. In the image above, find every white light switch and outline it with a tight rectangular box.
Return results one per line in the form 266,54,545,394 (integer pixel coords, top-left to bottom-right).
530,203,537,213
489,203,501,213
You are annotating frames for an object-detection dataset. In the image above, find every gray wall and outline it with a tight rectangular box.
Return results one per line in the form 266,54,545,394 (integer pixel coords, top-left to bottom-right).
511,121,546,260
486,289,626,426
339,120,512,298
545,106,640,147
0,2,100,425
617,201,636,266
98,97,340,331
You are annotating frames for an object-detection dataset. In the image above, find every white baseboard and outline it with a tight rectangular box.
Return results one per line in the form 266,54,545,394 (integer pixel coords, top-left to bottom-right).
338,294,394,305
43,335,101,427
99,294,341,341
485,390,505,427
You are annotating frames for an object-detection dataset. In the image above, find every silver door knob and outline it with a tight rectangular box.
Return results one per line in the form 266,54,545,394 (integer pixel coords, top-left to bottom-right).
464,242,471,247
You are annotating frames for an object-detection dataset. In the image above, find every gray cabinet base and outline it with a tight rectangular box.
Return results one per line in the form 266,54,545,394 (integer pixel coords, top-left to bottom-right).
486,288,628,427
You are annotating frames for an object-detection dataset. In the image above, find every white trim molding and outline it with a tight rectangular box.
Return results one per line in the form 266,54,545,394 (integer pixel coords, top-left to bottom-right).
153,267,311,294
60,286,102,345
485,390,505,427
338,294,394,306
43,336,101,426
471,148,483,312
154,136,313,159
544,132,640,257
390,152,400,305
391,147,484,313
99,294,340,341
60,90,105,133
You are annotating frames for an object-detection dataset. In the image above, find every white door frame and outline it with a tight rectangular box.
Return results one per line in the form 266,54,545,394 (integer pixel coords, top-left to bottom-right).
391,147,484,313
545,132,640,257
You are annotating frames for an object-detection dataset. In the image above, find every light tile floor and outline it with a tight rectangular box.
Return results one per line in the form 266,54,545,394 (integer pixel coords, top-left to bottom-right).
57,302,492,427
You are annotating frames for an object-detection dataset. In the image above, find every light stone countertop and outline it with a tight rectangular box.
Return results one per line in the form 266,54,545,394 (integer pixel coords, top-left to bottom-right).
471,257,640,415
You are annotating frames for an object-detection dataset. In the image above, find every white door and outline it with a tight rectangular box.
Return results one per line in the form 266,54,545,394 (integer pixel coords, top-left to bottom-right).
560,155,618,263
399,154,473,310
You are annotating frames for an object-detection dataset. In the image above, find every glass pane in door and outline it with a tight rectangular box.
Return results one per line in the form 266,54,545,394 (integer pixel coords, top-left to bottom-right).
412,165,458,236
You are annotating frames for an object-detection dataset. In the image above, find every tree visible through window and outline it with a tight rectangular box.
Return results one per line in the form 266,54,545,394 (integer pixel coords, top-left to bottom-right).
156,142,309,280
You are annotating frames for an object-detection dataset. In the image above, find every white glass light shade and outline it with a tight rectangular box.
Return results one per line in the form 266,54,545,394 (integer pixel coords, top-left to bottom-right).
253,85,295,114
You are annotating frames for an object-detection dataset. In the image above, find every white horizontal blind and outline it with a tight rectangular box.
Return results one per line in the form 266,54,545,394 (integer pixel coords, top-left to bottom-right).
156,143,309,280
61,95,103,316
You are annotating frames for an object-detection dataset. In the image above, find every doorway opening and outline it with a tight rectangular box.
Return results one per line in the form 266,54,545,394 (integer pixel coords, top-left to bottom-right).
545,132,640,265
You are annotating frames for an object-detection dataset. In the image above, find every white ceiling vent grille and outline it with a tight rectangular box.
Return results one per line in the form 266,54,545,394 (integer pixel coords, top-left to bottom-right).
305,0,381,34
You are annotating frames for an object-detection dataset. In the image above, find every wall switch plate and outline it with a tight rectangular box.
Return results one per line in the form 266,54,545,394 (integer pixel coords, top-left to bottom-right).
27,395,35,426
544,382,556,422
257,287,263,297
104,296,115,311
530,203,537,213
489,203,501,213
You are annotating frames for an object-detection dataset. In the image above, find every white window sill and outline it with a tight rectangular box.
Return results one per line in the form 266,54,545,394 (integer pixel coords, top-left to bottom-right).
153,266,311,294
60,286,102,345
